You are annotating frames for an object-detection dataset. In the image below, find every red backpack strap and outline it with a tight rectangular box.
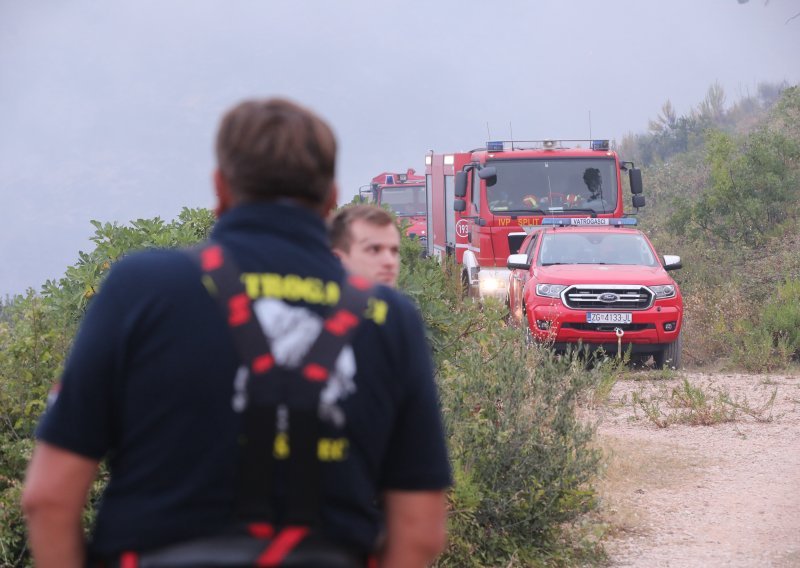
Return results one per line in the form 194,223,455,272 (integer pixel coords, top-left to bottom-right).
283,275,374,526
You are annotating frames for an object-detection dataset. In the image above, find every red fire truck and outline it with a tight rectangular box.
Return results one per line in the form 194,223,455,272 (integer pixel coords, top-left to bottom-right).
360,169,427,241
424,140,645,299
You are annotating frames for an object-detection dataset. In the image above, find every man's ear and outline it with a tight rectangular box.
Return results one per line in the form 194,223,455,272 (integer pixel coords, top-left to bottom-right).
213,169,235,217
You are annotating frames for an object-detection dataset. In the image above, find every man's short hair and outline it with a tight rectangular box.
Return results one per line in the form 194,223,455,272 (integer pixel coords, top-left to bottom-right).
216,98,337,206
329,205,396,252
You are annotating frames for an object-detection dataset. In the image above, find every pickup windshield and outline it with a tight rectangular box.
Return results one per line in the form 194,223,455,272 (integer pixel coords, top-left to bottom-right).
486,158,619,215
380,185,427,217
538,232,658,267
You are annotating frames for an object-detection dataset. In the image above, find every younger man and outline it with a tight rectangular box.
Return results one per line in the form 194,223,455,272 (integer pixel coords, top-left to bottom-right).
330,205,401,288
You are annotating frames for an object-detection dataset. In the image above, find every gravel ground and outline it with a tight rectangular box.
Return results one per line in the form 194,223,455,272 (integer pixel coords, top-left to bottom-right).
592,371,800,568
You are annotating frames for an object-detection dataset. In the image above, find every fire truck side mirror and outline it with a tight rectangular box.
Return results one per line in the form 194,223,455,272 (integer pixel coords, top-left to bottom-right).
629,168,643,194
632,194,646,209
454,198,467,212
454,172,468,197
478,166,497,187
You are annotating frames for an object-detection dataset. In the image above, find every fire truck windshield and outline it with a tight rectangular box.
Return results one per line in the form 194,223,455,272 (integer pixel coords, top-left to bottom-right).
381,185,427,217
538,232,658,267
485,158,619,215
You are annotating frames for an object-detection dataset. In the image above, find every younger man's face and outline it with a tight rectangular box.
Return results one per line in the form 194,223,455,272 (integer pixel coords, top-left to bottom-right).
334,219,400,287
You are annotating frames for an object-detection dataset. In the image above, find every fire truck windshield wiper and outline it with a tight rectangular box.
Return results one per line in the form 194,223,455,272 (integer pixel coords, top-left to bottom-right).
558,208,598,217
495,209,547,216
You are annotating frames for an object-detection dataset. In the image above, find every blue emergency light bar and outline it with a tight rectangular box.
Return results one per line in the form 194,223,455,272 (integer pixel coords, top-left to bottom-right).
542,217,637,227
486,141,504,152
591,139,610,151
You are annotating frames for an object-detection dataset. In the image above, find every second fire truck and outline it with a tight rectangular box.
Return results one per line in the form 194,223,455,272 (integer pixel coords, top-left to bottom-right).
360,169,427,241
424,140,646,299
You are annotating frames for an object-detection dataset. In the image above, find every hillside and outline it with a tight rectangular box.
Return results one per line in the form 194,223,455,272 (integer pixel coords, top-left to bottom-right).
627,83,800,369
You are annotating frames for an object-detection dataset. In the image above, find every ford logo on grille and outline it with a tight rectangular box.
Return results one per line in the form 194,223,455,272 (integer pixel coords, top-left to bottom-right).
599,293,619,303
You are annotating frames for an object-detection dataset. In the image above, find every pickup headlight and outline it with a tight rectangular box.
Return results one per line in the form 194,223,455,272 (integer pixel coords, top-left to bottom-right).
535,283,567,298
651,285,676,299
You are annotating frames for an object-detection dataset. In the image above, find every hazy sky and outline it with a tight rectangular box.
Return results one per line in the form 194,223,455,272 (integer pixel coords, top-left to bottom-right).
1,0,798,296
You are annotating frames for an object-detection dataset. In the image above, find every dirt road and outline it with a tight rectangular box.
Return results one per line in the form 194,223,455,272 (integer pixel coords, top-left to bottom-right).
594,371,800,567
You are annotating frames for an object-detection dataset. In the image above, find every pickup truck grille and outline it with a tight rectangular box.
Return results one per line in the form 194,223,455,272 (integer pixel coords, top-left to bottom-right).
562,285,653,310
562,322,655,332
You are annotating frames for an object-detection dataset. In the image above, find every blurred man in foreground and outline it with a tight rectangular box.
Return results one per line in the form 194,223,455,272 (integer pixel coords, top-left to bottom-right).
330,205,401,288
23,98,450,568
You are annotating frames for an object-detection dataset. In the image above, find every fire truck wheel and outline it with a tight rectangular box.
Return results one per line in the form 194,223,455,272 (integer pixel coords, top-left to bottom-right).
655,333,682,370
461,271,470,299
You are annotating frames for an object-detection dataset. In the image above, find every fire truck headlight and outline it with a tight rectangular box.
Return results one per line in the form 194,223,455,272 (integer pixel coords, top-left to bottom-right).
478,272,507,295
481,277,500,292
651,285,676,299
535,284,567,298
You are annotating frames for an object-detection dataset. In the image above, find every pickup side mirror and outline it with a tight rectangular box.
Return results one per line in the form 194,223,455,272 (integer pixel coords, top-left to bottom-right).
663,255,682,270
478,166,497,187
629,168,643,194
507,253,531,270
454,198,466,212
455,171,468,197
632,194,646,209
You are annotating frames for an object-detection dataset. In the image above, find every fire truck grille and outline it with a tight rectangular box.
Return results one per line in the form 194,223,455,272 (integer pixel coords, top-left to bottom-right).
562,285,654,310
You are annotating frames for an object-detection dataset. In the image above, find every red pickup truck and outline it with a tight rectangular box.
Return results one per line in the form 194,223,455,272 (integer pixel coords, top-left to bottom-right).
506,218,683,368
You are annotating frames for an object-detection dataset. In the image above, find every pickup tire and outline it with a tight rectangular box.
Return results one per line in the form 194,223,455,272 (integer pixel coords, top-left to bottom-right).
655,333,682,369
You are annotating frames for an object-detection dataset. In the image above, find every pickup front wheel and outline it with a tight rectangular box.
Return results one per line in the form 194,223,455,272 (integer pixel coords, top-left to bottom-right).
655,334,682,370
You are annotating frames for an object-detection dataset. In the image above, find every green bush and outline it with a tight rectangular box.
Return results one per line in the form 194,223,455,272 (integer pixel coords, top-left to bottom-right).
435,327,604,566
0,209,214,566
2,211,605,566
397,244,606,564
759,278,800,360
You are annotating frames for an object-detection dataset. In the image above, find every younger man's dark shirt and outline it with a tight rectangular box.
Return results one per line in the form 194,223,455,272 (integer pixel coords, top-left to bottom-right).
36,202,451,556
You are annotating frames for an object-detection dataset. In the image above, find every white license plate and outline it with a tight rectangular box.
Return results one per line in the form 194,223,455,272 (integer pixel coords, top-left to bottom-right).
586,312,632,324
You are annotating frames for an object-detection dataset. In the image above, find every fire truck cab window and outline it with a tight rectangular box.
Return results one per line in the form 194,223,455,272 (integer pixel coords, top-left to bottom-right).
381,186,426,217
486,158,619,214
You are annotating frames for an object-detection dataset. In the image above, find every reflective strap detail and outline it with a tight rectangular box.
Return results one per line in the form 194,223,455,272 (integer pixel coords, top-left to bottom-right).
228,293,252,326
201,244,224,271
324,309,359,336
251,353,275,374
256,526,310,566
302,363,328,382
120,552,139,568
248,522,275,539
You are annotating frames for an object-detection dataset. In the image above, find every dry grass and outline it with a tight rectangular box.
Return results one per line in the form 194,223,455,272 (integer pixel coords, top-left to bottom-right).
625,377,779,428
592,434,710,537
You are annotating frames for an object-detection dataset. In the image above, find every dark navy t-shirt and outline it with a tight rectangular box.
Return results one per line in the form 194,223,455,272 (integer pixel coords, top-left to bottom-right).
36,202,451,556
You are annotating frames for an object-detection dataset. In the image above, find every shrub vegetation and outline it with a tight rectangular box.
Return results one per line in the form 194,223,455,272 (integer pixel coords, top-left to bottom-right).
1,209,606,566
629,84,800,371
